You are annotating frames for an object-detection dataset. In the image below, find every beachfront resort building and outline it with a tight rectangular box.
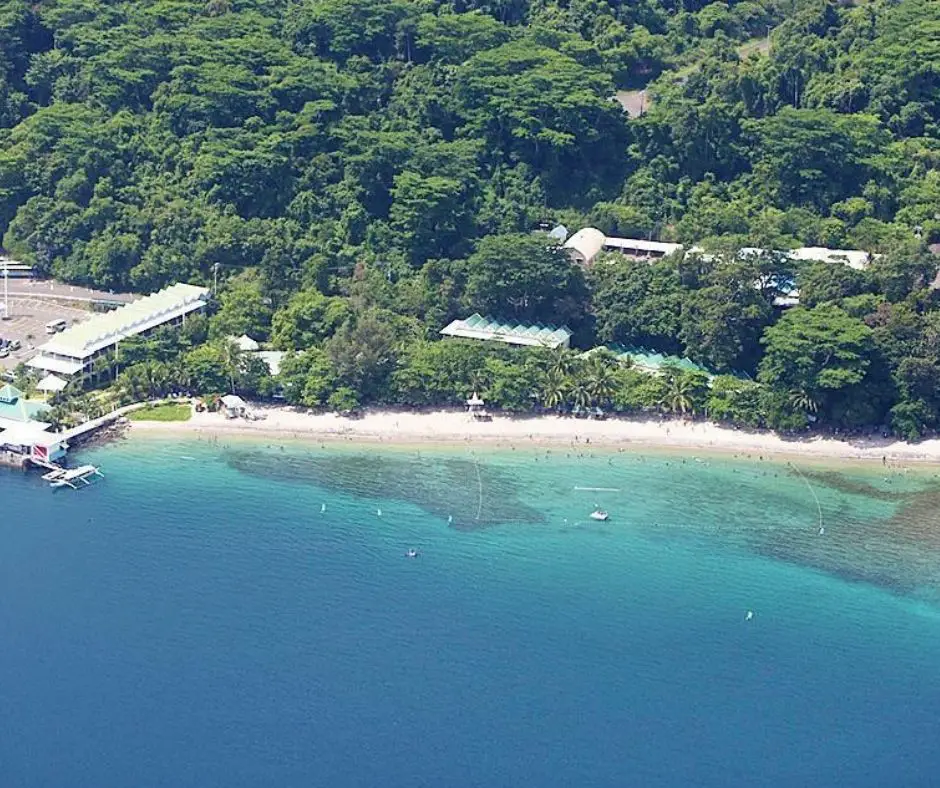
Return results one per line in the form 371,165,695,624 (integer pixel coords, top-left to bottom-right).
440,314,572,349
27,283,210,381
0,383,68,466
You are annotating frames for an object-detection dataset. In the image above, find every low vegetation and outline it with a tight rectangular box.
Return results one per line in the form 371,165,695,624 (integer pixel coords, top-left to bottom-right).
126,403,192,422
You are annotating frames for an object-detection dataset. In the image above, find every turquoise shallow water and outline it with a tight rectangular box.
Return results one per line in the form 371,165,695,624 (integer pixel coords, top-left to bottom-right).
2,436,940,787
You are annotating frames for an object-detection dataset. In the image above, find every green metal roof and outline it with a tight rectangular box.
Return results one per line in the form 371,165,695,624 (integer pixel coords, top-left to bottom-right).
602,345,713,376
0,383,23,404
0,389,48,422
441,314,572,348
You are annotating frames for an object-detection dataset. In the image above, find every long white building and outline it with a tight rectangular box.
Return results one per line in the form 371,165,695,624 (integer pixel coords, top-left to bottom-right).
563,226,873,270
28,282,209,379
564,228,683,265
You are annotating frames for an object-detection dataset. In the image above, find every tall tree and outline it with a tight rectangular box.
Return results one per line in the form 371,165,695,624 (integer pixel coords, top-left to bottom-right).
464,233,587,328
758,304,876,418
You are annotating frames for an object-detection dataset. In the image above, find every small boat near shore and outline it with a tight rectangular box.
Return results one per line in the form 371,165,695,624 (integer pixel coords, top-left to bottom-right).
590,509,609,521
43,465,104,489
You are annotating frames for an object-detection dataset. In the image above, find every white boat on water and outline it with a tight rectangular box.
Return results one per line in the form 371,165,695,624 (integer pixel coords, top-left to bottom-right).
45,465,104,489
590,509,609,521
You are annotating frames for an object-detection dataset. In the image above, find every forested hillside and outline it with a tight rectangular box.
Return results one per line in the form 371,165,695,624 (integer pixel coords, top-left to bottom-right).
3,0,940,437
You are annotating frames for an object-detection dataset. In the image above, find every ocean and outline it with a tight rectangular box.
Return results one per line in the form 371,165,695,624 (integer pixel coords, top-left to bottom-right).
2,436,940,788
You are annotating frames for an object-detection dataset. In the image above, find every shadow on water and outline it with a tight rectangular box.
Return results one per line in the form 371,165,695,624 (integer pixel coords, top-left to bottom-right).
796,468,907,501
224,449,544,530
752,467,940,602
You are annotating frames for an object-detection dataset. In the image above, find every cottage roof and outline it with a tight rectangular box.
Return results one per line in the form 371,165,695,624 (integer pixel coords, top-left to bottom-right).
233,334,260,352
564,227,606,265
0,383,22,404
440,314,572,349
37,374,68,393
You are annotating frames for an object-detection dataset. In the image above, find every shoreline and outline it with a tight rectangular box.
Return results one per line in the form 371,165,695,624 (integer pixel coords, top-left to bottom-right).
125,405,940,465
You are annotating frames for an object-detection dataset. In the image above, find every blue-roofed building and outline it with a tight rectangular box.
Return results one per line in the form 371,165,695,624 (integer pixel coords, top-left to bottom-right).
440,314,572,349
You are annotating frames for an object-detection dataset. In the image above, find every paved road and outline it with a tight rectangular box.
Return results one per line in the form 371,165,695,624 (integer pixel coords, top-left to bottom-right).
3,279,137,304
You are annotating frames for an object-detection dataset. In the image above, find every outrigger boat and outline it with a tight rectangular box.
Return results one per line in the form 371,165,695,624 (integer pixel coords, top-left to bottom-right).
42,465,104,489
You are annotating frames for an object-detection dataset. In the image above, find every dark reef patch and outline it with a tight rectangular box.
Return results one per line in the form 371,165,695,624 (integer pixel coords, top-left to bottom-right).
224,448,544,530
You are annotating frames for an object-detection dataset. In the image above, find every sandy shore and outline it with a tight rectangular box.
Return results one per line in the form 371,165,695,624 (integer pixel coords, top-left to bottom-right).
126,404,940,463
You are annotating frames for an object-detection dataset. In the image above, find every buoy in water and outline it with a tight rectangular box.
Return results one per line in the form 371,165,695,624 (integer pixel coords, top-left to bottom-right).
321,503,327,513
377,508,382,517
448,515,453,524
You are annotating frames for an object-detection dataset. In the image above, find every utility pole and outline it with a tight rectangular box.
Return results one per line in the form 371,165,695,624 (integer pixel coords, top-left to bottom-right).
212,262,221,294
1,259,8,320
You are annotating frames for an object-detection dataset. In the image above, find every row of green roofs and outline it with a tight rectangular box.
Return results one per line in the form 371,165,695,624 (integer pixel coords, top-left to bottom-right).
457,313,573,344
454,315,723,378
600,346,714,377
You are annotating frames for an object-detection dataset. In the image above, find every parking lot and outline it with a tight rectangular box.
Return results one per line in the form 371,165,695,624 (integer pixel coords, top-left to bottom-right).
0,297,91,371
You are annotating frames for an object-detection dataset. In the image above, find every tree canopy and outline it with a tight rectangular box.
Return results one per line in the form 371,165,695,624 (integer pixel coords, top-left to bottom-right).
6,0,940,437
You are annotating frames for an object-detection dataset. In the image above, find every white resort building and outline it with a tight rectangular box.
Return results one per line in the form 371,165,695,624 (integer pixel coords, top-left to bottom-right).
27,283,209,381
563,226,873,271
564,227,683,265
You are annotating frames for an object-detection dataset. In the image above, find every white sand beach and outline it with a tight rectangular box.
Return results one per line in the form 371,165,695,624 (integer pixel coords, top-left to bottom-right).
127,404,940,464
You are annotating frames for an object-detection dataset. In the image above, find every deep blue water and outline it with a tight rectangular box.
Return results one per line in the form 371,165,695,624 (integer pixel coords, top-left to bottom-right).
2,437,940,787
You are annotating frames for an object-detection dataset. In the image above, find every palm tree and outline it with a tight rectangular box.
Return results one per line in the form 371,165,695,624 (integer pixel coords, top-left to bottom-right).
91,355,114,387
219,339,243,394
545,345,577,378
662,372,694,416
468,368,491,399
169,360,192,396
116,368,143,403
141,362,169,399
45,403,73,431
570,380,592,411
86,399,105,420
788,388,818,414
584,357,618,407
538,369,568,411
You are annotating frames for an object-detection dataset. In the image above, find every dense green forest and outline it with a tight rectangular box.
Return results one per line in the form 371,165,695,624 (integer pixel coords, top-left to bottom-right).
3,0,940,437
